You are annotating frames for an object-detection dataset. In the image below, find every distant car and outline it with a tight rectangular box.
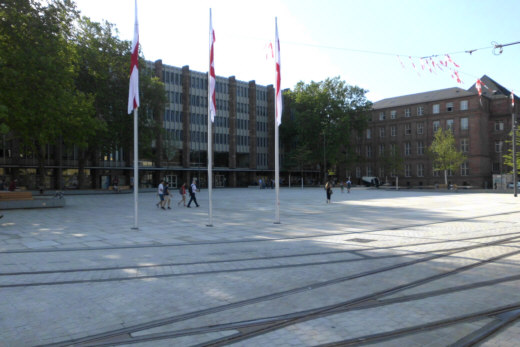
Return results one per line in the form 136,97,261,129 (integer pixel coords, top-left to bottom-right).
507,182,520,189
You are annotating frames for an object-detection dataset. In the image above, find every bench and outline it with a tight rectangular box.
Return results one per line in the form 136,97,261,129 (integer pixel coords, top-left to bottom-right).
108,185,130,191
0,191,34,201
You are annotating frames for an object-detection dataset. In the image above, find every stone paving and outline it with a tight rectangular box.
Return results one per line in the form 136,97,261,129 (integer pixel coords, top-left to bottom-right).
1,187,520,346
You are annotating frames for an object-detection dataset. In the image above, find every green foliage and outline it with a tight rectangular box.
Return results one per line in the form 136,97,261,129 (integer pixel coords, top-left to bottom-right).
281,77,371,176
429,128,466,184
503,128,520,174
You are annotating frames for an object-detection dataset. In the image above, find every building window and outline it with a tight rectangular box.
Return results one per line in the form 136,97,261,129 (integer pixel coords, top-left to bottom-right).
417,163,424,177
405,123,412,135
366,145,372,158
404,108,411,117
461,117,469,130
379,167,385,177
379,144,385,156
390,125,396,136
447,119,454,131
461,138,469,153
495,121,504,131
417,141,424,155
379,112,385,121
495,140,503,153
460,100,468,110
404,142,411,156
356,145,361,155
433,120,440,133
390,110,397,119
433,104,440,114
417,122,424,135
366,129,371,139
379,127,385,138
390,143,397,153
433,168,440,177
356,167,361,178
446,102,454,112
405,164,411,177
417,106,424,116
366,167,372,176
461,162,469,176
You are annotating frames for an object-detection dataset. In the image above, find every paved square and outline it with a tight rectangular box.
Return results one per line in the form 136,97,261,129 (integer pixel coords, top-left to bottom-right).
1,187,520,346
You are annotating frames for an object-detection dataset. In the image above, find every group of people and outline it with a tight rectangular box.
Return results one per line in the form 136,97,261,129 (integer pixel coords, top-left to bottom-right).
325,178,352,204
156,179,200,210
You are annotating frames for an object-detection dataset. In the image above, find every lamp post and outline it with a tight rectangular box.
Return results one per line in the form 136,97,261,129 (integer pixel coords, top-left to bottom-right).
513,110,517,197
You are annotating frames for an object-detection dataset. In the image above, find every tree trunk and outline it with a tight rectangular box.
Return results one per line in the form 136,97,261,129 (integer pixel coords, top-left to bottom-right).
35,143,46,191
396,176,399,190
444,170,448,186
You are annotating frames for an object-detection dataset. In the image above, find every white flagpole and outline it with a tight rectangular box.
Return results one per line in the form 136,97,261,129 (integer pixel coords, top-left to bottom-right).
207,8,214,227
133,108,139,229
274,17,281,224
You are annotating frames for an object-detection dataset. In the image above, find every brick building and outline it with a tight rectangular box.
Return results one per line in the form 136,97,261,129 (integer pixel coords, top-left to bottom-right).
352,75,516,188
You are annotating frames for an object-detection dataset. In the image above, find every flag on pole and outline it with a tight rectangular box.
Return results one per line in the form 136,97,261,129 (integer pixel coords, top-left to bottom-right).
209,10,216,122
512,91,515,109
275,19,282,126
128,0,140,114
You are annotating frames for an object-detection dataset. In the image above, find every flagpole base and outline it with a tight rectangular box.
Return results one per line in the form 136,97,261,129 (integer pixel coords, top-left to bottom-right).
206,224,213,227
131,227,139,230
274,221,281,225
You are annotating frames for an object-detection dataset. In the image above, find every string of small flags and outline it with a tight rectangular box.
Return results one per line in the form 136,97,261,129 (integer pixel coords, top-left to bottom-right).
397,54,463,84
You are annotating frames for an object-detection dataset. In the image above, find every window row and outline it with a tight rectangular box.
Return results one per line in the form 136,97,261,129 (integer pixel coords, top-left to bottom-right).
368,117,469,139
361,139,468,158
378,100,469,121
354,162,469,178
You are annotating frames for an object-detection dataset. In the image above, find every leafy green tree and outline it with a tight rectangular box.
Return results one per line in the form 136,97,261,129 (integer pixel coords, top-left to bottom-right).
281,77,371,182
503,128,520,176
73,17,165,187
429,128,466,185
0,0,98,187
381,145,404,189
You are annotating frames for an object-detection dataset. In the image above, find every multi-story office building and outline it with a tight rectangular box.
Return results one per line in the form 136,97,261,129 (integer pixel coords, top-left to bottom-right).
0,60,275,190
353,75,515,188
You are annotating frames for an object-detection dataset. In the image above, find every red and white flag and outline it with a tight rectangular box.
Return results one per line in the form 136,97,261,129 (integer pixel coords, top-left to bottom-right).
127,0,139,114
209,9,216,122
275,18,282,127
476,79,488,97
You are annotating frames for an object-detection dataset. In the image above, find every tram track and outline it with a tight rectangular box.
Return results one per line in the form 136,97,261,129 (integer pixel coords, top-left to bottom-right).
41,234,520,346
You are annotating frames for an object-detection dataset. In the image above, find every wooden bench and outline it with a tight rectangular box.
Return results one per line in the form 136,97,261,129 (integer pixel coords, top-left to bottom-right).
0,191,34,201
108,185,130,191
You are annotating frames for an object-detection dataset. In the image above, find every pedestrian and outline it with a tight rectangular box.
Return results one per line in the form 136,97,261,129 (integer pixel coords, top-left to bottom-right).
156,180,165,210
112,176,119,193
164,183,171,209
346,178,351,193
325,180,333,204
187,179,199,208
177,183,187,206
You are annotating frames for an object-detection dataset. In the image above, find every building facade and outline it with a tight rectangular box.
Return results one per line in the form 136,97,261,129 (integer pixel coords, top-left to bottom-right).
352,75,515,188
0,60,276,190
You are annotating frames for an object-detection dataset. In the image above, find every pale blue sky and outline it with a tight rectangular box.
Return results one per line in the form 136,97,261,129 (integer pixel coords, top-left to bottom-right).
74,0,520,102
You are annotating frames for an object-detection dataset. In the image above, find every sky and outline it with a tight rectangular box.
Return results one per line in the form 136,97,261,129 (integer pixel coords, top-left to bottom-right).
73,0,520,102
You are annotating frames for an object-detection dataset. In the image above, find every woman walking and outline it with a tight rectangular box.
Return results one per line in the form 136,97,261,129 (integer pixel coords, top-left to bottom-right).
325,180,333,204
177,183,187,207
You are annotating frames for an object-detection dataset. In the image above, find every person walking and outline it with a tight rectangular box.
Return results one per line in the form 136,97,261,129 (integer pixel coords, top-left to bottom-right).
346,178,352,193
187,179,199,208
164,183,172,209
177,183,187,207
156,180,165,210
325,180,333,204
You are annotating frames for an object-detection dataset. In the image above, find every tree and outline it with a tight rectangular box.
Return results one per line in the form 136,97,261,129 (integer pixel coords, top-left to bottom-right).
503,128,520,176
73,17,165,187
0,0,97,188
381,145,404,190
281,77,371,182
429,128,466,185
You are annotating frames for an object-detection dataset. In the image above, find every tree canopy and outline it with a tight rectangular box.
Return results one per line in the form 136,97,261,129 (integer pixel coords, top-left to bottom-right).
429,128,466,185
281,77,371,180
